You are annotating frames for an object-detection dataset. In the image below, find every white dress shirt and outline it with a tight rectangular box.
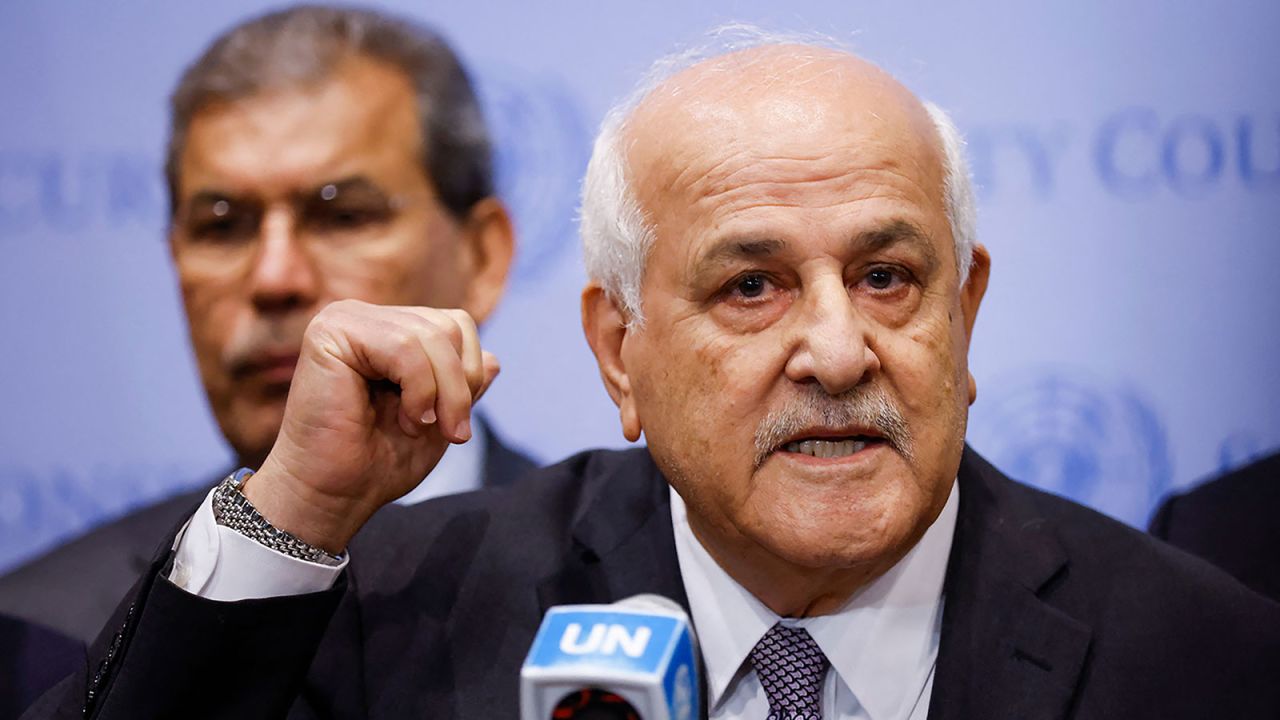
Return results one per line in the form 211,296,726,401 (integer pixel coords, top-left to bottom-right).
671,481,958,720
168,424,488,601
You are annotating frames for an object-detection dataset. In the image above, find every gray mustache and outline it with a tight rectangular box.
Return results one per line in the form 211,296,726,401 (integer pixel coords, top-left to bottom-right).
753,384,913,468
222,314,313,374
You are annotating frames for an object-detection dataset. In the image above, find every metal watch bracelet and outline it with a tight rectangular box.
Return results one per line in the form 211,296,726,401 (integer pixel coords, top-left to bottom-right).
210,468,345,567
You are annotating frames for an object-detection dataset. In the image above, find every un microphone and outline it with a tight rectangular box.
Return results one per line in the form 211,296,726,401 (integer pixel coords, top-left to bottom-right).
520,594,700,720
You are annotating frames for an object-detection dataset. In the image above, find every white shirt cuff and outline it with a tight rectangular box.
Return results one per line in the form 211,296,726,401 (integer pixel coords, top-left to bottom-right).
168,488,347,601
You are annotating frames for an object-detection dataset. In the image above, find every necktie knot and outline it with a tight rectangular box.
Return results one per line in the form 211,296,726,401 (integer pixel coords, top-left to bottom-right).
748,623,829,720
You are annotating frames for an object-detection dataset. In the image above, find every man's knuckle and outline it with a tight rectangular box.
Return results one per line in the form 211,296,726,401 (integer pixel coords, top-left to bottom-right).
449,309,478,332
412,318,455,348
389,329,419,354
442,321,464,345
307,308,340,337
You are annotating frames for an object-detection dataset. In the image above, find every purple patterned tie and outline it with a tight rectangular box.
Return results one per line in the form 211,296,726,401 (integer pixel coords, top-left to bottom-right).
749,623,829,720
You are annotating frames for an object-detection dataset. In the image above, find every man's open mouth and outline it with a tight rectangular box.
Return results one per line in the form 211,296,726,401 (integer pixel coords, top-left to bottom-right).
780,434,888,459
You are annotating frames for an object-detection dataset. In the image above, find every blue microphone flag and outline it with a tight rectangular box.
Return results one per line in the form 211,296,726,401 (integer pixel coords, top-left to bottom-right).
520,595,699,720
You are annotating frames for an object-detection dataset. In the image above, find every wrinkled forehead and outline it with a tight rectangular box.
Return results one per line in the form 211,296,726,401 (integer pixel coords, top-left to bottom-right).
624,45,945,217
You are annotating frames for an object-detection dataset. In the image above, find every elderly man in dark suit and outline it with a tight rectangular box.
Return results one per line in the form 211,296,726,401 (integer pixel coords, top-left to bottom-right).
0,5,534,648
25,28,1280,720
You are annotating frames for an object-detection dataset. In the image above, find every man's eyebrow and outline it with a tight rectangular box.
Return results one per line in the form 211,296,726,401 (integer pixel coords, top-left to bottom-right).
692,237,787,273
183,176,388,206
690,220,941,277
855,219,940,271
302,175,386,199
184,189,241,207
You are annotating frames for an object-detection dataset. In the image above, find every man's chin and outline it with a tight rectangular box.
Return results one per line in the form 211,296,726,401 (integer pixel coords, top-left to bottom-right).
753,509,921,581
744,466,925,558
222,402,286,467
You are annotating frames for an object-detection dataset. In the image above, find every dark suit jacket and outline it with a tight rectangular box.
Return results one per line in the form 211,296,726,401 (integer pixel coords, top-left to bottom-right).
25,447,1280,719
0,615,82,720
0,424,535,645
1150,451,1280,602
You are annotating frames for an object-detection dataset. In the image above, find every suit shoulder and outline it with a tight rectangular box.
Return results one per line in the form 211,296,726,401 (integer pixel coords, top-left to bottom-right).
350,448,652,585
993,469,1280,645
495,447,654,522
1154,452,1280,531
1147,452,1280,599
480,421,539,485
0,485,208,582
364,447,645,530
961,461,1280,716
0,483,211,641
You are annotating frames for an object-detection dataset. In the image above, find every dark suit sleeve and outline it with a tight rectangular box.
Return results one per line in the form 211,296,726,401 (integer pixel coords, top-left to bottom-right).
22,549,345,720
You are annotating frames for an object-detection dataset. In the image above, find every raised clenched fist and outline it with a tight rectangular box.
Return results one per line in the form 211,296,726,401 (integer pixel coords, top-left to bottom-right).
242,300,499,553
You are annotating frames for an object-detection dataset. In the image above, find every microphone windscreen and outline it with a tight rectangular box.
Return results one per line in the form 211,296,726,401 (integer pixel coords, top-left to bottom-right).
520,594,699,720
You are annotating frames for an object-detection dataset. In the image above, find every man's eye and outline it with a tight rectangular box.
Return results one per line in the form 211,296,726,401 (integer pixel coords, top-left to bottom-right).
312,207,372,229
307,204,392,234
734,274,768,298
865,267,902,290
188,213,257,244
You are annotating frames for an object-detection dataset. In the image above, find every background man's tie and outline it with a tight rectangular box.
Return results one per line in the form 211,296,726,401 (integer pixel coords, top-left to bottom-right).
748,623,830,720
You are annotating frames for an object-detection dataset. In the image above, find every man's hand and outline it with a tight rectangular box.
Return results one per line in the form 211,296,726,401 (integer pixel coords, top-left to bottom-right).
242,300,499,553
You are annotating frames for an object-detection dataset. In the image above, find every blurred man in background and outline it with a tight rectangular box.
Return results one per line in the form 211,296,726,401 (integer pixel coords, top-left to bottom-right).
0,4,533,645
1150,450,1280,601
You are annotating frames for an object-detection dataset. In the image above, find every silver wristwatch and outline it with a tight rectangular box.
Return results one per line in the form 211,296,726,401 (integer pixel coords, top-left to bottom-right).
211,468,345,567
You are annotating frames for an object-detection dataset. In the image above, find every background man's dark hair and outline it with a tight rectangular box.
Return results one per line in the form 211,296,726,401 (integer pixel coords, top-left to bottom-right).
165,3,494,221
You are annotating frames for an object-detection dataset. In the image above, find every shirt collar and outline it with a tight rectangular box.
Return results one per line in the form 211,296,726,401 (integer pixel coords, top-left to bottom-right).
395,417,488,505
671,480,958,720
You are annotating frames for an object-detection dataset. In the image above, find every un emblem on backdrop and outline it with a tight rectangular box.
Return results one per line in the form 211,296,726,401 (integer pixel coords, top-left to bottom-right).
967,370,1173,527
475,67,590,285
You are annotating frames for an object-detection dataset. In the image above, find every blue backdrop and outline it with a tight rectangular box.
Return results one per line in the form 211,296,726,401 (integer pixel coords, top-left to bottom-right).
2,1,1278,572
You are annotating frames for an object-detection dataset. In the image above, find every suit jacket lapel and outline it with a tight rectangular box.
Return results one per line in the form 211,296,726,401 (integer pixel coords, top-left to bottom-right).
928,448,1092,720
477,416,537,489
537,450,689,614
531,449,702,719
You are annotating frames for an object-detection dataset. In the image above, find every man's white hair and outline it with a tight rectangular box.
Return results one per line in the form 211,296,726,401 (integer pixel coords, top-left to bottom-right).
579,24,977,325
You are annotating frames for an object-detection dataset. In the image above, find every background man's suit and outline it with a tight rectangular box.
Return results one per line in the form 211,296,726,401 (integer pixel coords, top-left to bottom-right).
27,448,1280,719
1150,450,1280,602
0,426,535,645
0,615,82,720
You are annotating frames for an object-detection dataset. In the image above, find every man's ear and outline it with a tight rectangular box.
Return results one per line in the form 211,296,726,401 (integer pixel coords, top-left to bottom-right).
961,243,991,341
582,284,643,442
961,244,991,406
458,197,515,324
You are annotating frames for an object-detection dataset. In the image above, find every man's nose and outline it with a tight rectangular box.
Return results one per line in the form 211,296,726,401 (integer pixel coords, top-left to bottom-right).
783,277,881,395
248,207,320,313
